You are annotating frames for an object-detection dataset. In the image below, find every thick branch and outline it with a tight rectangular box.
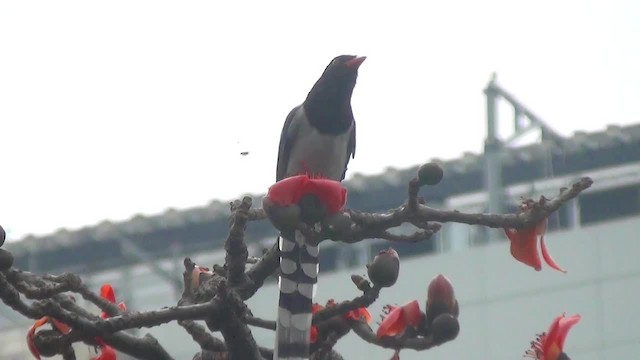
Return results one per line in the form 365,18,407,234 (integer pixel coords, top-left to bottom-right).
6,269,122,317
34,297,226,340
351,321,437,351
313,286,381,324
236,240,279,300
179,319,227,352
0,273,41,318
215,283,262,360
225,197,252,287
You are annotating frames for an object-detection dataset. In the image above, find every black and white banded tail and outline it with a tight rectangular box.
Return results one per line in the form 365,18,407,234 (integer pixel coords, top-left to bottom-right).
274,229,319,360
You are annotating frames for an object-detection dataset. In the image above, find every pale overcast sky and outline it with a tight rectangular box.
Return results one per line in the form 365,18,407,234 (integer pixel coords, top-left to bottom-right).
1,0,639,240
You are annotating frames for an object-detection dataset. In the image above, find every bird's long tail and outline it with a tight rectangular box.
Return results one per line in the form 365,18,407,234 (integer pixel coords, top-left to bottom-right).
274,229,319,360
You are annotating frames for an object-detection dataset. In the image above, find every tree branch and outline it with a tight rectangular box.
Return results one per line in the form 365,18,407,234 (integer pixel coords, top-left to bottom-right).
351,321,437,351
313,285,381,324
225,197,252,287
0,169,593,360
348,177,593,232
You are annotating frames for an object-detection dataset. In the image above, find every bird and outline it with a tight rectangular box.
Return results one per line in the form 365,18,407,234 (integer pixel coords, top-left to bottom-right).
273,54,365,360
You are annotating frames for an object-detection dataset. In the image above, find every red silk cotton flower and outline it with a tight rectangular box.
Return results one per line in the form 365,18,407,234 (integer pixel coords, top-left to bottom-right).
100,284,127,318
525,313,581,360
310,303,325,343
93,284,126,360
266,175,347,215
310,300,371,343
26,283,123,360
27,317,72,359
504,213,566,273
376,300,423,338
344,307,373,323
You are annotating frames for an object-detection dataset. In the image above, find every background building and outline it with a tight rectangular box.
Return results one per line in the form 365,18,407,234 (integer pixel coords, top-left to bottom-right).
2,92,640,359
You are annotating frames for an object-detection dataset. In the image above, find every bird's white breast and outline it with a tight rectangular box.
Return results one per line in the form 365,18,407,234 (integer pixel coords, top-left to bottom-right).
285,112,351,181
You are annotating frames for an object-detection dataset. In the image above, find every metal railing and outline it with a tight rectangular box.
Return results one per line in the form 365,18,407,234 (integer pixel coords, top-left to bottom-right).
483,74,566,241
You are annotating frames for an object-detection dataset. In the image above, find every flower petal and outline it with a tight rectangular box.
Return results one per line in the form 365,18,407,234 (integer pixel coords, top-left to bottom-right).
312,303,324,314
401,300,422,328
507,227,542,271
310,326,318,344
27,317,50,359
100,284,117,304
540,235,567,273
542,313,580,360
359,308,373,324
118,302,127,312
50,318,72,334
91,344,117,360
344,308,371,322
555,314,581,350
377,306,406,338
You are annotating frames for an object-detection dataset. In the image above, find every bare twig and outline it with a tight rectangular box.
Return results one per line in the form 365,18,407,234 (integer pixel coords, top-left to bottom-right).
348,177,593,232
244,315,276,330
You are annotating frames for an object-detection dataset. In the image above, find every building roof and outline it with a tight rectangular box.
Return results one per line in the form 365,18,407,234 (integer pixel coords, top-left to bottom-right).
6,123,640,273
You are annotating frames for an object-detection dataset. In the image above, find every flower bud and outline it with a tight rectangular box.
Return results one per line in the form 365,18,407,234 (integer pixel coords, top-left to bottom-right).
33,329,63,357
417,162,443,186
367,248,400,287
426,274,459,323
430,313,459,344
351,274,371,291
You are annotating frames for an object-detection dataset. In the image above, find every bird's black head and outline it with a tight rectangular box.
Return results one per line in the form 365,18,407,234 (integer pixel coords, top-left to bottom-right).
304,55,366,134
320,55,366,84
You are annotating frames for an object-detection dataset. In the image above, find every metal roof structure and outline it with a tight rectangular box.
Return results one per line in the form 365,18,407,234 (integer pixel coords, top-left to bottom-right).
6,123,640,274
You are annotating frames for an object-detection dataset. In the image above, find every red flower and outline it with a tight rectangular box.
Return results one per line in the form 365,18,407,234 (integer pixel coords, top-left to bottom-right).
94,284,125,360
376,300,423,338
27,316,72,359
310,303,325,343
525,313,581,360
99,284,127,319
344,307,373,323
266,175,347,214
504,209,566,272
26,284,122,359
310,301,371,343
321,299,371,323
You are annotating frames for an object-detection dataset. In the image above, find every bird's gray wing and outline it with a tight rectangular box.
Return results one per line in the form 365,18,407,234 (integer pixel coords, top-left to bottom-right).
342,121,357,180
276,105,303,182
